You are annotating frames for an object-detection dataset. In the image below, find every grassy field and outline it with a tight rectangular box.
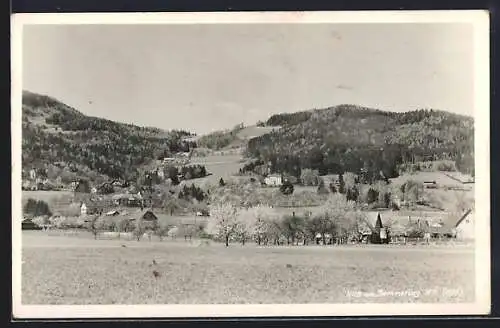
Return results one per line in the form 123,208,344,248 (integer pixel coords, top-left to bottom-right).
235,125,277,140
188,154,245,186
21,231,475,305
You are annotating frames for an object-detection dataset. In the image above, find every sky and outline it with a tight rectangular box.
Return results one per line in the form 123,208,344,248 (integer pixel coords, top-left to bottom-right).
22,23,474,135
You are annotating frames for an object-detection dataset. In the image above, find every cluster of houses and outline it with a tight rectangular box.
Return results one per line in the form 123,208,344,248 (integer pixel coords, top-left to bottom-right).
22,168,64,191
359,208,475,243
22,204,207,242
263,173,343,188
303,206,475,245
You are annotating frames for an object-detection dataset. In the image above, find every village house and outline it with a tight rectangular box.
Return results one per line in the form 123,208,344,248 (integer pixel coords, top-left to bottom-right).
70,181,78,190
264,174,283,186
29,168,37,180
423,180,438,189
111,192,149,208
322,174,341,187
129,209,159,230
105,210,120,216
97,182,114,194
80,203,87,216
162,157,176,165
81,198,115,217
112,194,129,206
359,210,454,243
112,180,123,187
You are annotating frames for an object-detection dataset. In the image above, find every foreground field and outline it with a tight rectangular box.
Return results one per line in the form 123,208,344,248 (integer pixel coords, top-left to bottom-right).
21,232,475,305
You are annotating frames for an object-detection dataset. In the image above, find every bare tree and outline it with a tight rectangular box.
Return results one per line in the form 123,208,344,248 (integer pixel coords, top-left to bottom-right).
155,222,171,241
318,193,358,244
32,215,48,227
235,208,256,246
86,215,104,239
132,218,146,241
207,201,240,247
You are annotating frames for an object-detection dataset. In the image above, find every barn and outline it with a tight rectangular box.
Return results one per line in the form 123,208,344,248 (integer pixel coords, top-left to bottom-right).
124,209,159,231
22,218,42,230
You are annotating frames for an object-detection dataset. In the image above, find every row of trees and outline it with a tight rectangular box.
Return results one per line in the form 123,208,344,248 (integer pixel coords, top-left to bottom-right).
206,194,368,247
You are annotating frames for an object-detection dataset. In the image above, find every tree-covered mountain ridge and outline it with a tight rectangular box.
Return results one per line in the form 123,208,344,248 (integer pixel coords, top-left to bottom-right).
21,90,195,182
246,104,474,178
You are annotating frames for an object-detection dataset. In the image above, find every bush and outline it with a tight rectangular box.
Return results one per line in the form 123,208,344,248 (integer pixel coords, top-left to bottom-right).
406,227,425,239
24,198,52,217
280,180,294,195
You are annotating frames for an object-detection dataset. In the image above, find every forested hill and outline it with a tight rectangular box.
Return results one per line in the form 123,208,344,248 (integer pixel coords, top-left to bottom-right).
246,104,474,180
21,90,195,182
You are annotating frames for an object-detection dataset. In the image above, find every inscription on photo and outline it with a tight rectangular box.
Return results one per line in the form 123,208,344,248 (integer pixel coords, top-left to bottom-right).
345,287,465,300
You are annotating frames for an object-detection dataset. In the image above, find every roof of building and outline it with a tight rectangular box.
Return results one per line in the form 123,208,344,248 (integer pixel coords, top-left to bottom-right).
389,172,466,188
321,174,341,180
106,210,120,216
137,209,158,221
111,194,130,200
360,210,455,235
180,216,209,225
454,209,474,228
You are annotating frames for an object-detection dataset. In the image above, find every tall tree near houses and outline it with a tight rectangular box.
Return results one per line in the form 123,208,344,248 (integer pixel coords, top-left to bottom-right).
86,215,104,240
248,204,276,246
317,177,329,194
207,201,240,247
235,208,256,246
338,173,346,194
133,218,147,241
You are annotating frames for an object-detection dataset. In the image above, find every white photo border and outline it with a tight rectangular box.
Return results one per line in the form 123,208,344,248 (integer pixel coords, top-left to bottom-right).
11,10,491,319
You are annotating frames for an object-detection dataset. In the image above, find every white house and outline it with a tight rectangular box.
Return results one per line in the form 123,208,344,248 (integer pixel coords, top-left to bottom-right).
80,203,88,216
454,209,475,241
29,169,37,180
264,174,283,186
163,157,176,165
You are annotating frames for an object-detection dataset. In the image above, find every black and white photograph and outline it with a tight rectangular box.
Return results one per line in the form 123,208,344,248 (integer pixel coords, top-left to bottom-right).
11,11,490,318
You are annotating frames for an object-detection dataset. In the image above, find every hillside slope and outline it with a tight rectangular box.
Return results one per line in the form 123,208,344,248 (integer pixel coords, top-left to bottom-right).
195,124,277,151
246,105,474,180
21,90,195,183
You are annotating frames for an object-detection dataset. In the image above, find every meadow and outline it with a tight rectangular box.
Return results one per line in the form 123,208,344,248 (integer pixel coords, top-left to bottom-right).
21,231,475,305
